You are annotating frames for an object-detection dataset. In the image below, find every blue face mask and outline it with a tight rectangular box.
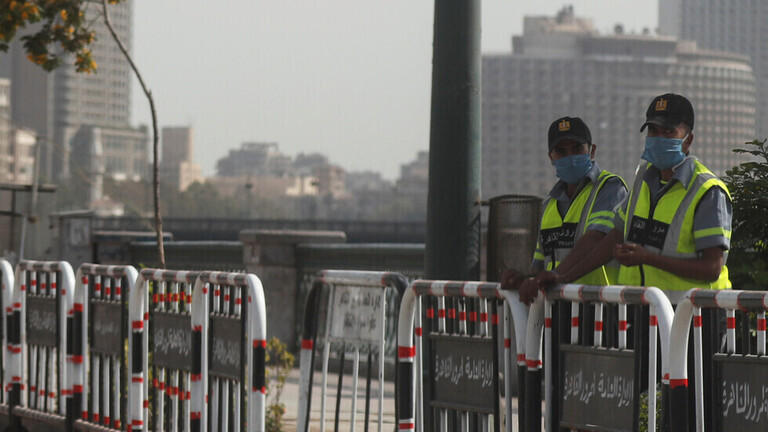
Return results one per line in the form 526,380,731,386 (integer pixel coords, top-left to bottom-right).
553,154,593,184
642,135,687,169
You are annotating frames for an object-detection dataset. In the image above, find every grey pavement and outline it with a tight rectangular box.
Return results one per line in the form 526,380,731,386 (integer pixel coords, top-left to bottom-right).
275,368,525,432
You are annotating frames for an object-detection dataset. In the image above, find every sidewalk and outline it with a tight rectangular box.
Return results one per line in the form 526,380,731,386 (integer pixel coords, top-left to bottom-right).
277,367,522,431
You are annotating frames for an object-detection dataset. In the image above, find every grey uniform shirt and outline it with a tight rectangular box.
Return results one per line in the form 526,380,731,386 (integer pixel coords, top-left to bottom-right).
614,156,732,253
531,162,628,272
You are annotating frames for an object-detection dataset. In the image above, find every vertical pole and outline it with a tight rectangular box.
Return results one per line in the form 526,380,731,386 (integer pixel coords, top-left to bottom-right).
425,0,482,281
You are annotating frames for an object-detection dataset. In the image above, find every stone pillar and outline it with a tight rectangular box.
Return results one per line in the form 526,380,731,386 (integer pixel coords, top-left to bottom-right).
239,229,346,350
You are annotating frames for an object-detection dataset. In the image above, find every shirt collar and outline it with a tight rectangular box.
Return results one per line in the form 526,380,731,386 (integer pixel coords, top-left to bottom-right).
645,156,697,189
548,161,602,202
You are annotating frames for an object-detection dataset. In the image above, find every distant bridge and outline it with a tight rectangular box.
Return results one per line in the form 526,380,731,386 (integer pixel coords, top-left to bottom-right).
93,217,427,243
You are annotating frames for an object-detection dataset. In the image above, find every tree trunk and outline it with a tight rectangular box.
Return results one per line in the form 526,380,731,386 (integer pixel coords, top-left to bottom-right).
101,0,165,268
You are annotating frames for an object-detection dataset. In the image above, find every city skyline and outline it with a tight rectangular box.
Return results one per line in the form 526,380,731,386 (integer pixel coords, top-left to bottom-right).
131,1,658,180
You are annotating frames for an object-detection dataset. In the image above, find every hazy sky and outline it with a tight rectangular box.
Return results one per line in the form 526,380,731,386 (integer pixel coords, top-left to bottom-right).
132,1,657,179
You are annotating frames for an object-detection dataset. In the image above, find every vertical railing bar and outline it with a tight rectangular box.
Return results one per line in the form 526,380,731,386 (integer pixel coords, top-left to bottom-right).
320,285,336,432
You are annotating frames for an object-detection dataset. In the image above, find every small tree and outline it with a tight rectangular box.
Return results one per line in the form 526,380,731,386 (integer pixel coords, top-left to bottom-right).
1,0,166,267
723,139,768,290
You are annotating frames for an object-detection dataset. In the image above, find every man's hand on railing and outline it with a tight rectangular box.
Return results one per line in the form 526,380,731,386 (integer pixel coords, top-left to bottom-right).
500,269,526,291
518,277,540,305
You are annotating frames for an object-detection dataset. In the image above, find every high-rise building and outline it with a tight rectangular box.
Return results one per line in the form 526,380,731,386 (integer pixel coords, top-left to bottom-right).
10,128,36,185
660,0,768,140
0,1,134,182
482,8,757,198
161,126,203,191
0,78,10,183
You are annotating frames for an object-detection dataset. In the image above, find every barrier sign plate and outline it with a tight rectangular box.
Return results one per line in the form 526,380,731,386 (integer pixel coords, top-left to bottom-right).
714,354,768,430
329,286,382,344
27,295,57,347
210,315,243,380
429,334,496,413
151,311,192,371
91,300,123,354
560,345,635,431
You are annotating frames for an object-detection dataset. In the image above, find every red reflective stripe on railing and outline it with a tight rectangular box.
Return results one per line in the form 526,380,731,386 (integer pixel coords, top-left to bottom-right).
144,312,149,320
74,303,84,312
399,423,415,430
759,319,767,331
649,315,658,326
459,311,466,321
398,346,415,358
214,289,221,296
81,411,88,420
480,313,488,322
132,419,144,426
224,294,230,302
301,339,313,350
670,379,688,389
191,412,202,420
517,354,525,362
469,312,477,322
595,321,603,331
727,317,736,329
61,389,72,395
143,400,149,408
71,355,83,364
437,309,446,318
81,277,88,284
448,308,456,319
619,320,627,331
571,317,579,327
545,318,552,328
426,308,434,318
116,287,121,295
415,328,422,336
13,302,20,309
93,414,100,423
193,325,202,332
526,359,542,369
191,374,202,382
114,420,121,429
253,339,267,348
504,338,511,348
132,321,143,329
104,416,111,426
73,385,83,393
8,346,21,353
693,316,703,327
492,314,499,325
132,377,143,383
94,283,101,292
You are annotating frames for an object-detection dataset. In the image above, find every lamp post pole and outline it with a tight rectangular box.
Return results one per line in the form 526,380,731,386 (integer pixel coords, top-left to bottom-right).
424,0,482,281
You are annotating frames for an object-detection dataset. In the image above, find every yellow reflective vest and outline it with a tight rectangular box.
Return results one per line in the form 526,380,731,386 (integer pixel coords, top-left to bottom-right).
617,160,731,290
537,170,624,285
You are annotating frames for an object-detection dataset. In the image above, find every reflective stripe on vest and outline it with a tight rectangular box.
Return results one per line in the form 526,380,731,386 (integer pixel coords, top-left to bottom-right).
540,170,620,285
620,159,731,290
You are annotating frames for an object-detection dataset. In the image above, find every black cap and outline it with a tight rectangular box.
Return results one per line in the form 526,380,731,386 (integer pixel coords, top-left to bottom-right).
548,116,591,151
640,93,694,132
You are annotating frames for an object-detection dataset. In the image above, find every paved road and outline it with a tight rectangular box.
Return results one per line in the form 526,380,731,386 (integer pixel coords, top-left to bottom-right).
276,368,523,431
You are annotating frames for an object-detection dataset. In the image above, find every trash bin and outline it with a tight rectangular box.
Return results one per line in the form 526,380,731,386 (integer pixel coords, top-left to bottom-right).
486,194,542,282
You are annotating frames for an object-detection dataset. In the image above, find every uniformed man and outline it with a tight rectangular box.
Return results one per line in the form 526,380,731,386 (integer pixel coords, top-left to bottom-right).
544,94,732,302
501,116,628,304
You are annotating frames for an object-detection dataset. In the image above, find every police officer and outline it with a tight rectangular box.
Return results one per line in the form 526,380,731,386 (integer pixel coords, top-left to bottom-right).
502,116,627,304
546,94,732,301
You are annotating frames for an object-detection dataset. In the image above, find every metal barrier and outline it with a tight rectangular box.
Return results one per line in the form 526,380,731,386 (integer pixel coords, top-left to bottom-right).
669,289,768,431
526,284,673,432
397,280,529,432
72,263,138,431
297,270,408,432
127,268,267,432
0,259,13,428
196,270,267,432
9,260,76,431
128,268,203,432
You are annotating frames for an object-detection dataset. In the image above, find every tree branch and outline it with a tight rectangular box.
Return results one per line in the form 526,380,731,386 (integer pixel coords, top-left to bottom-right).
101,0,165,268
